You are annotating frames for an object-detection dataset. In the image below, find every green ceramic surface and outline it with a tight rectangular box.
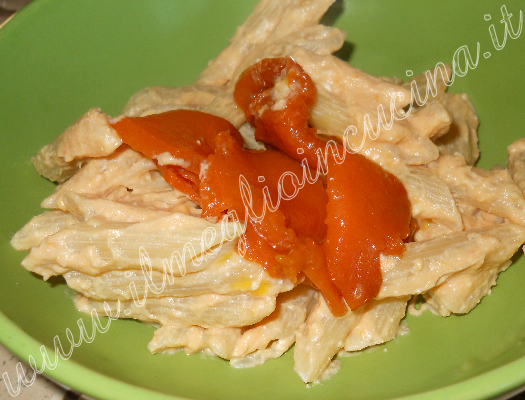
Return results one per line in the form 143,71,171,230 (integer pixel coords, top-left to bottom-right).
0,0,524,399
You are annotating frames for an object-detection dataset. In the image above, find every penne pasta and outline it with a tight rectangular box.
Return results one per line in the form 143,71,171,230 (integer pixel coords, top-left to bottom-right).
196,0,335,86
41,147,157,209
396,134,440,166
63,241,294,300
378,224,525,299
423,260,511,316
203,327,243,359
22,213,243,279
343,296,409,352
202,90,246,128
401,64,452,106
292,46,413,151
293,294,361,383
456,202,508,230
148,325,207,355
75,291,277,329
398,166,463,241
231,285,317,360
230,336,296,368
10,210,79,251
508,138,525,194
406,100,451,140
434,93,480,166
430,154,525,225
31,108,122,183
122,84,223,118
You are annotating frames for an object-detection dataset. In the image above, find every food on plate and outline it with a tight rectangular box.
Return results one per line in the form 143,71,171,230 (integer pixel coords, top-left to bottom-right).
10,0,525,383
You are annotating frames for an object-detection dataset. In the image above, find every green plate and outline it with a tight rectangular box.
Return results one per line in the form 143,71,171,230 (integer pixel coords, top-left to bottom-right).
1,0,525,399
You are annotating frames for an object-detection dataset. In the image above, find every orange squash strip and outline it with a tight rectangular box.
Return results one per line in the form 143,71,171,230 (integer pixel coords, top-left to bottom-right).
234,57,325,167
323,151,411,310
233,57,412,311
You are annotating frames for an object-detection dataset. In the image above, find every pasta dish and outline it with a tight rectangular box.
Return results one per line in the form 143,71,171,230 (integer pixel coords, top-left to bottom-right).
10,0,525,383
